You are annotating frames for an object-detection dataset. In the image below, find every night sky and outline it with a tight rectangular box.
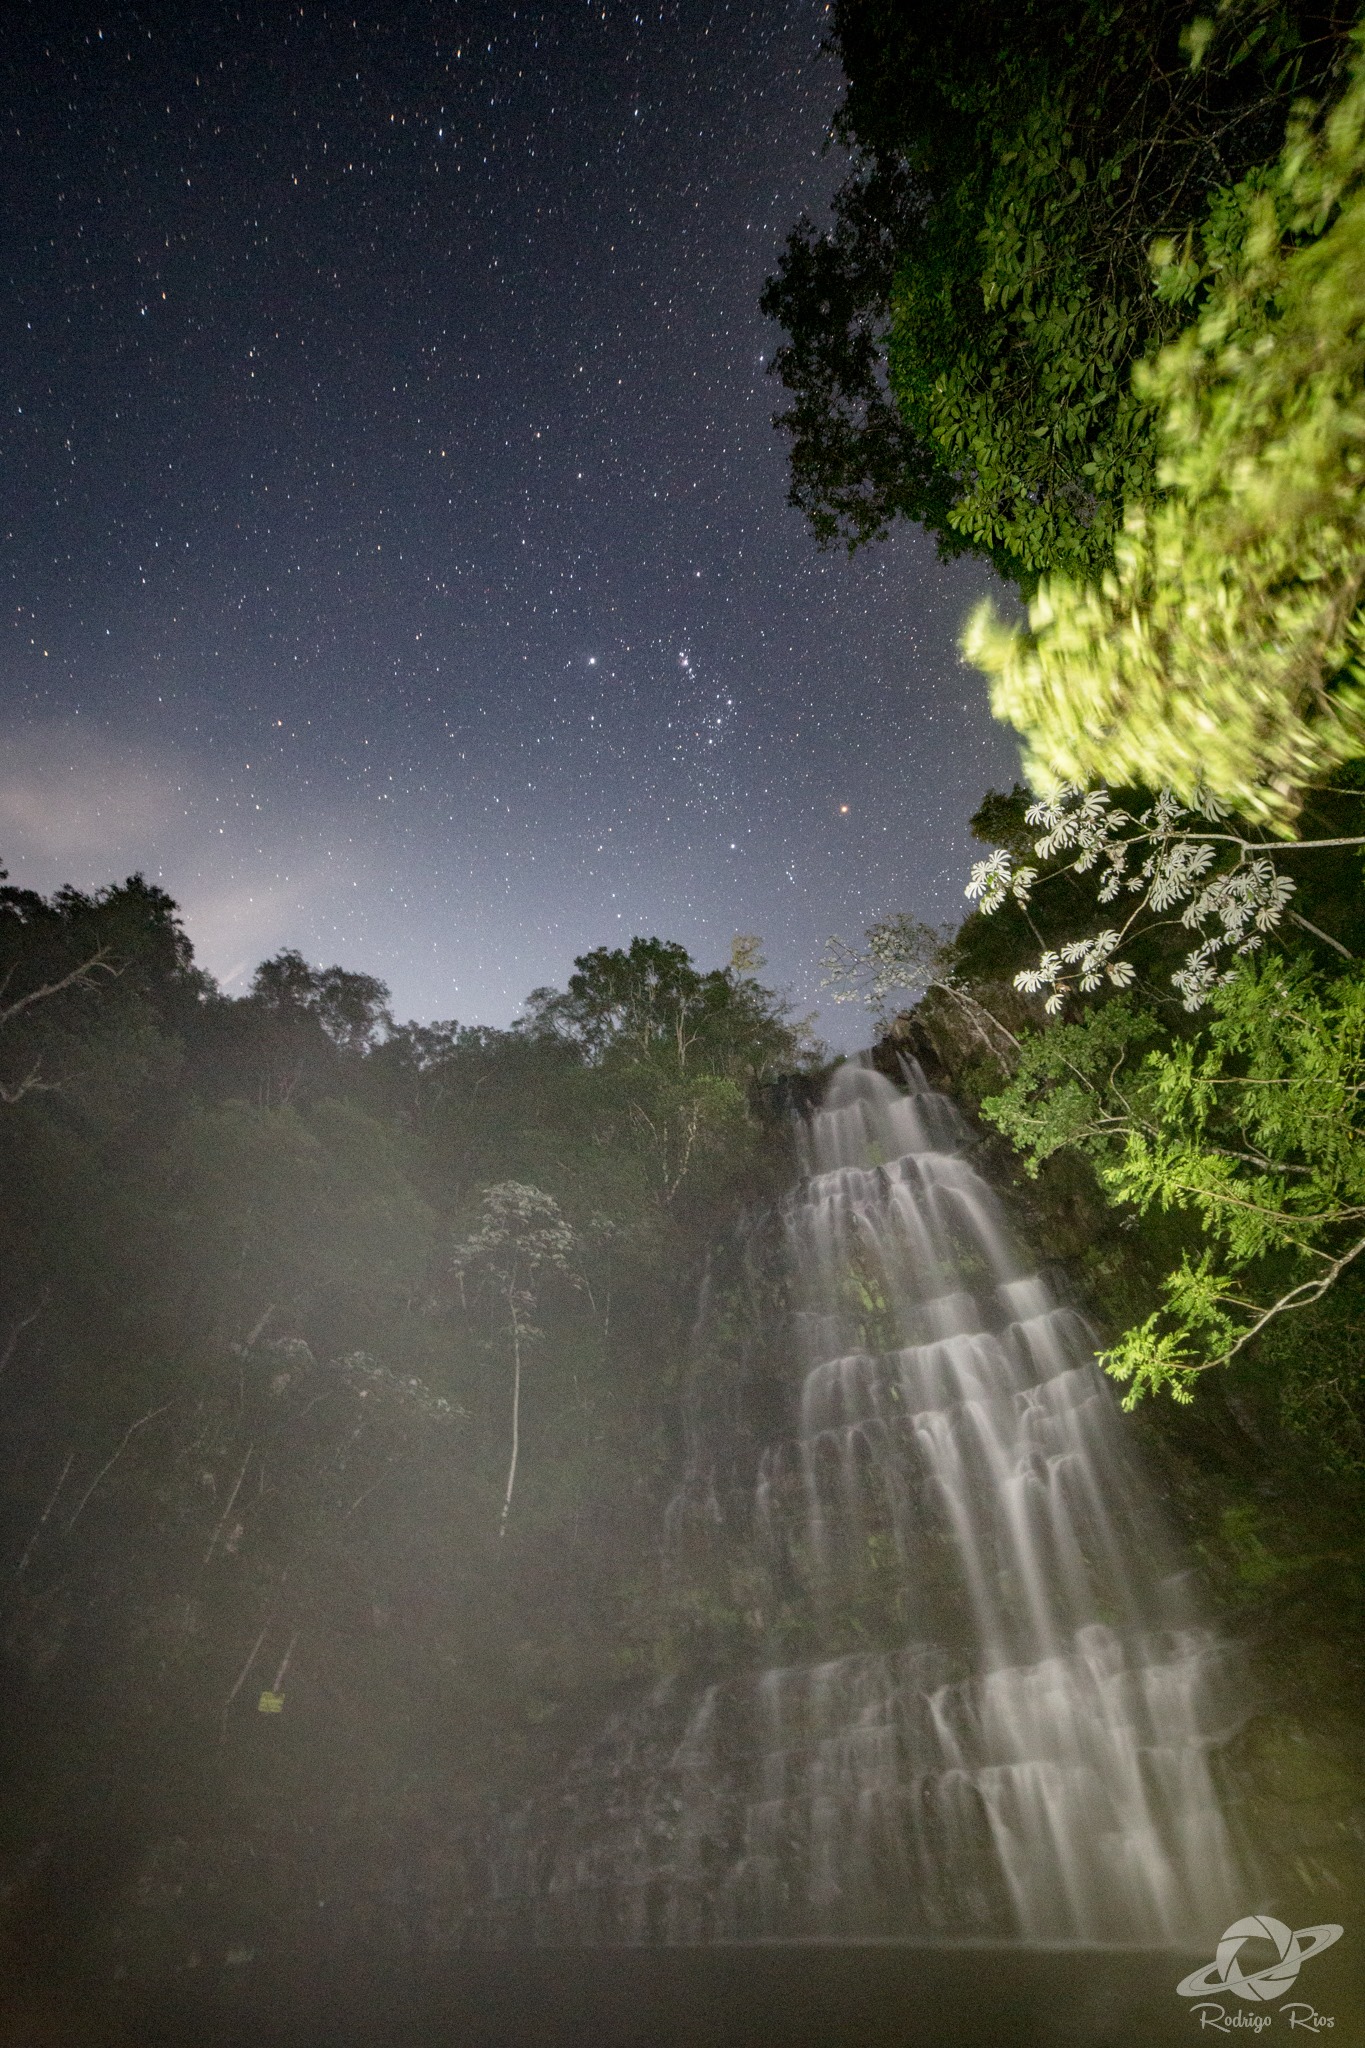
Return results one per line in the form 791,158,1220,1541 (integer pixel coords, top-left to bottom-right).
1,0,1019,1042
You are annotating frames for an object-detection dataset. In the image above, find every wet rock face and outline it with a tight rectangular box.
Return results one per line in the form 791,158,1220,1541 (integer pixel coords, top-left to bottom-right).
495,1061,1249,1945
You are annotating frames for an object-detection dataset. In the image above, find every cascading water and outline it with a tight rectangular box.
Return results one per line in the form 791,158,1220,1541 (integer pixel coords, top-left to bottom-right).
502,1059,1246,1946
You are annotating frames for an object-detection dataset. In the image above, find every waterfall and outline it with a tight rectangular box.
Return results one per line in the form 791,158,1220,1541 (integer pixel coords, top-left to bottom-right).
504,1059,1246,1946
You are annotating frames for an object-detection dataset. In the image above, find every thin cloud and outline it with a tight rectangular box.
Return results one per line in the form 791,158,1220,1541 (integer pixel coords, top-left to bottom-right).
0,721,332,988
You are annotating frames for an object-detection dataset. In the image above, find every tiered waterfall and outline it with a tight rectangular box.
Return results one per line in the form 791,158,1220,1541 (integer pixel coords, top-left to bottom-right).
504,1060,1245,1946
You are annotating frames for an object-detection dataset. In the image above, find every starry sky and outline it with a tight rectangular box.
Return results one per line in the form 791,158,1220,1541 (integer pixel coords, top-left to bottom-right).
1,0,1019,1043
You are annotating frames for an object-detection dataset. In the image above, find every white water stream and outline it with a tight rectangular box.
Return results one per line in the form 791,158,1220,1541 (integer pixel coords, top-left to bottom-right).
514,1060,1245,1945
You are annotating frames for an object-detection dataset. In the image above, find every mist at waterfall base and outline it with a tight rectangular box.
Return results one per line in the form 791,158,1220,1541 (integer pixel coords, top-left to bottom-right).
135,1060,1313,2048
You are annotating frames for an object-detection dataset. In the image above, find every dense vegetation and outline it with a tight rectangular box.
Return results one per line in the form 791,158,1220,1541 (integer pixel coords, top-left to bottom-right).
829,779,1365,1469
787,2,1365,1470
0,878,817,1982
967,22,1365,822
764,0,1351,585
796,12,1365,1882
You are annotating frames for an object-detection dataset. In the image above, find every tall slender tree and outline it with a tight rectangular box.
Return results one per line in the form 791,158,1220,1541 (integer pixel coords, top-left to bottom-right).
452,1183,578,1540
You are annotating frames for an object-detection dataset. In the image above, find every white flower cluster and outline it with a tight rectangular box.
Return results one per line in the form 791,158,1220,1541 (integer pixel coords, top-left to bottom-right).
963,847,1039,915
1015,932,1138,1014
966,784,1297,1011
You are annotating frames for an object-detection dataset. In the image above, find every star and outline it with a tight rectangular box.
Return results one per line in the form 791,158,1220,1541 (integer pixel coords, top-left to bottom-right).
0,0,1017,1047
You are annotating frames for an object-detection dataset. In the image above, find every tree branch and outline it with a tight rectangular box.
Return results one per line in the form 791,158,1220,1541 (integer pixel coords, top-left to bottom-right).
65,1404,172,1534
204,1442,254,1563
0,948,116,1030
13,1451,73,1578
0,1290,49,1377
1195,1227,1365,1374
1288,909,1353,959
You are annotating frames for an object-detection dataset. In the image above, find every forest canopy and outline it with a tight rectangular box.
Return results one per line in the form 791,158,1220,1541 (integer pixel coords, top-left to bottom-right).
965,21,1365,826
0,876,813,1379
0,876,828,1970
764,0,1351,587
0,869,819,1524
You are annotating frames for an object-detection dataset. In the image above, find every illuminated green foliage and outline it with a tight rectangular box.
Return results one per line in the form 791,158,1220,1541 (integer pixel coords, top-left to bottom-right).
764,1,1335,584
966,31,1365,827
980,955,1365,1404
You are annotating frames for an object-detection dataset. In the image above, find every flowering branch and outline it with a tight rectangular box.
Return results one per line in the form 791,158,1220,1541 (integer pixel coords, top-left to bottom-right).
965,783,1331,1012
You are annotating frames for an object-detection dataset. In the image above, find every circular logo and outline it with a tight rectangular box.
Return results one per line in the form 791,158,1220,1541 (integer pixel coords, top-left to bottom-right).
1177,1916,1344,2003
